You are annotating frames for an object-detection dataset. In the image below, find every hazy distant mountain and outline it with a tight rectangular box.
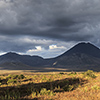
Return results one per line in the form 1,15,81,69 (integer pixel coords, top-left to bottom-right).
0,52,46,70
0,42,100,71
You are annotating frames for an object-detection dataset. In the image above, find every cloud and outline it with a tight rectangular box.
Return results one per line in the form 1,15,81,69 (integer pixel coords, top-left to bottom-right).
0,0,100,57
27,46,42,53
0,35,54,52
25,45,67,58
0,0,99,41
49,45,66,50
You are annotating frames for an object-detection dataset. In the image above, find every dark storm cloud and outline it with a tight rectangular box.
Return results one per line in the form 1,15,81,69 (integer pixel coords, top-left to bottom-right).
0,35,55,53
0,0,100,57
0,36,33,52
0,0,100,41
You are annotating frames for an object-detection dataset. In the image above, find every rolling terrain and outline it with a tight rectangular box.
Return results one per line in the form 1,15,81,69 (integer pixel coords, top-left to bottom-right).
0,42,100,99
0,42,100,71
0,70,100,100
52,42,100,71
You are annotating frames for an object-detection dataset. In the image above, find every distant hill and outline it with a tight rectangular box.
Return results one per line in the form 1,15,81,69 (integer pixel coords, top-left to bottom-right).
0,42,100,71
0,52,46,70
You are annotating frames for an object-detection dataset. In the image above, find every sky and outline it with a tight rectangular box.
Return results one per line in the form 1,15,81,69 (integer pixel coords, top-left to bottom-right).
0,0,100,58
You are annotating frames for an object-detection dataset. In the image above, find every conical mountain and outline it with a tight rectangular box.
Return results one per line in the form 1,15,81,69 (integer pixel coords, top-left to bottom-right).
53,42,100,71
57,42,100,58
0,42,100,71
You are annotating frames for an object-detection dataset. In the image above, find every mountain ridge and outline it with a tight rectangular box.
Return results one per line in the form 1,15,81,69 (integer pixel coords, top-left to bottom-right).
0,42,100,71
56,42,100,58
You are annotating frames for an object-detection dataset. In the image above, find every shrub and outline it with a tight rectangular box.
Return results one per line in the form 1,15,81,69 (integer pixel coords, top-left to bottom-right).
7,79,17,84
6,74,12,79
1,90,20,100
0,78,1,82
18,74,25,79
63,85,74,91
91,85,100,90
7,74,25,80
0,82,2,86
68,71,77,75
59,72,64,75
31,92,36,98
7,74,18,79
40,88,54,96
83,70,96,78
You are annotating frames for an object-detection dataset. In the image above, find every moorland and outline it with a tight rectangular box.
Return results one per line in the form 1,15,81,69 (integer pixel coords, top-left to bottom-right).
0,70,100,100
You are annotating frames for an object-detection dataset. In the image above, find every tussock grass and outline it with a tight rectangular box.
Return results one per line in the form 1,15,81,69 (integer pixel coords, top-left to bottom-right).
0,70,99,100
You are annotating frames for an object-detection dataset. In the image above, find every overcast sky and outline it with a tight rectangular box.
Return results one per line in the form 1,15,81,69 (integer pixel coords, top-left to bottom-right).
0,0,100,58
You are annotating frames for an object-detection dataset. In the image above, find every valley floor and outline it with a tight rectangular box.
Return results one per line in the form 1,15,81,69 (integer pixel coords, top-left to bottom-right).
0,70,100,100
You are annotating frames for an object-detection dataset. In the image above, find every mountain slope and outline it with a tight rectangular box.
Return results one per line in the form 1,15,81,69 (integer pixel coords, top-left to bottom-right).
57,42,100,58
52,42,100,70
0,52,46,70
0,42,100,71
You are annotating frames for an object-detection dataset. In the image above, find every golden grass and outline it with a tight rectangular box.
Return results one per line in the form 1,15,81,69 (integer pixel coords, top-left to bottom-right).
0,70,100,100
0,70,23,74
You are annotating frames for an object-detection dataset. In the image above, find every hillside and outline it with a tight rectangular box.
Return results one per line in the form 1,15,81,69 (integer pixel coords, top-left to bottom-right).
0,52,46,70
52,42,100,71
0,42,100,71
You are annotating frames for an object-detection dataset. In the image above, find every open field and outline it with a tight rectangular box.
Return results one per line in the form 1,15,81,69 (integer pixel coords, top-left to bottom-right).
0,70,100,100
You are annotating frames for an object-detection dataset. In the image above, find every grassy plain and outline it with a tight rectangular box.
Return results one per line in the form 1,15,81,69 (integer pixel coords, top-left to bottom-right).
0,70,100,100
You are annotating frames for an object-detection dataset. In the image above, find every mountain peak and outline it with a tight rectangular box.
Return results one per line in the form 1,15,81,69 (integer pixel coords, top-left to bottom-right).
1,52,20,58
73,42,98,50
5,52,20,56
6,52,18,54
76,42,94,46
57,42,100,58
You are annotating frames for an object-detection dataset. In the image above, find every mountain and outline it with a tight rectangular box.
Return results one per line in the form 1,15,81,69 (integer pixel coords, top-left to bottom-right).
0,52,46,70
57,42,100,58
0,42,100,71
52,42,100,71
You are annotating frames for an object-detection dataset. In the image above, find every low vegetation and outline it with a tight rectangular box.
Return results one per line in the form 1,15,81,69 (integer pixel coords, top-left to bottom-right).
0,70,100,100
83,70,97,78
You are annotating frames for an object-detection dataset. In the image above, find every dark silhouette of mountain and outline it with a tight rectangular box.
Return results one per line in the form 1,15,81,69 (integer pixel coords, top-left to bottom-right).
52,42,100,71
57,42,100,58
0,52,46,70
0,42,100,71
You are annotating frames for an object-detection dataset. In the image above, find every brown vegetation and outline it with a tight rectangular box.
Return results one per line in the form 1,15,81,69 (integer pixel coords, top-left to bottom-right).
0,70,99,100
